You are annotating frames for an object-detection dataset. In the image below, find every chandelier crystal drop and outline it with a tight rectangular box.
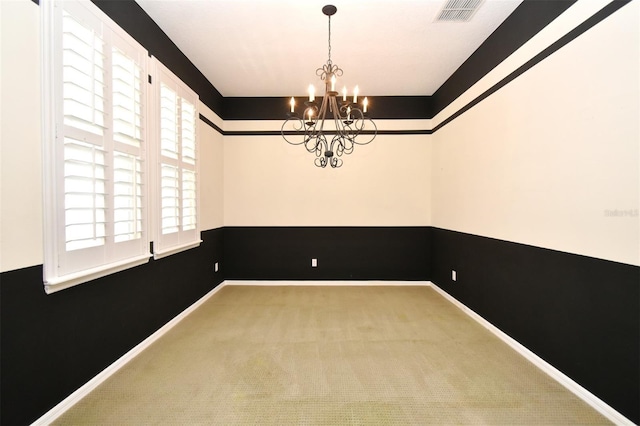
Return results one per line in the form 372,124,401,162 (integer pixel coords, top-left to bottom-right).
281,5,377,168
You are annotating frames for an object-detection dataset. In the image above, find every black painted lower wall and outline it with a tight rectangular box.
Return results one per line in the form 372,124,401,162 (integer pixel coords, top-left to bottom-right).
1,226,638,424
430,228,639,423
223,226,431,281
0,228,224,425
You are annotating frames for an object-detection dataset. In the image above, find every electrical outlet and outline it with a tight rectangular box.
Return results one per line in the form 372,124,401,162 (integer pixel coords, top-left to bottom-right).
214,262,219,272
452,270,457,281
311,258,318,267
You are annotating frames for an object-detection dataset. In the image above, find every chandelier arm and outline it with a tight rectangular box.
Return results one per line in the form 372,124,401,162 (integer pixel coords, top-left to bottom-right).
302,134,318,155
332,96,349,139
331,135,345,157
337,115,358,149
316,93,331,135
281,117,310,146
334,119,348,147
351,117,377,146
329,135,339,155
318,135,329,157
306,134,329,158
303,136,315,153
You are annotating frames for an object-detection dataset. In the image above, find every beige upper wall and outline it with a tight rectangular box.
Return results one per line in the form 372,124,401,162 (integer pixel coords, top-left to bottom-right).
0,0,225,273
222,117,432,228
223,133,432,226
199,103,224,230
1,0,43,272
431,1,639,266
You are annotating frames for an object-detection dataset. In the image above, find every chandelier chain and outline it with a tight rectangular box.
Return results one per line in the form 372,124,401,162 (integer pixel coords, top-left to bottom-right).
327,15,332,63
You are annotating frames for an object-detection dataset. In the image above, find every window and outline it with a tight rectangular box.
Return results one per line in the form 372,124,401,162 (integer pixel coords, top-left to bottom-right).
43,0,201,293
42,0,150,293
151,59,201,259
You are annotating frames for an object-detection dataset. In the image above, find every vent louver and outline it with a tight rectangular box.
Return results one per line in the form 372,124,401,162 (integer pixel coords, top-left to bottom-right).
436,0,483,22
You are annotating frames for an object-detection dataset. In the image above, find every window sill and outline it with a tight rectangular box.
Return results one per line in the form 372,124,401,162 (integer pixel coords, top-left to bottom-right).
44,253,152,294
153,240,202,260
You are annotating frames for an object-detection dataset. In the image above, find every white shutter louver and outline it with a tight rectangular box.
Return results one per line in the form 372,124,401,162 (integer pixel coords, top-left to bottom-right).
182,169,196,231
160,84,178,159
62,11,106,138
112,48,143,147
64,139,106,251
113,152,143,242
181,99,196,164
161,164,180,234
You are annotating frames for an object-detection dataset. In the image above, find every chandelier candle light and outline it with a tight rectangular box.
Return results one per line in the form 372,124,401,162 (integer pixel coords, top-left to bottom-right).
282,4,377,168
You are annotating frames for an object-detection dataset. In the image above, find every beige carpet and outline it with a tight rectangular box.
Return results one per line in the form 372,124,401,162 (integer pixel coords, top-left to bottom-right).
54,285,610,425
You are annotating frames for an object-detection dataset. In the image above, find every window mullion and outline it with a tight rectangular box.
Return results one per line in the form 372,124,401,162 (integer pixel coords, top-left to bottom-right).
177,92,183,233
103,29,115,260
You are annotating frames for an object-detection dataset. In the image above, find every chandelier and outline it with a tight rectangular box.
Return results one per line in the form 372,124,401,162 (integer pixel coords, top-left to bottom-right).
281,5,377,168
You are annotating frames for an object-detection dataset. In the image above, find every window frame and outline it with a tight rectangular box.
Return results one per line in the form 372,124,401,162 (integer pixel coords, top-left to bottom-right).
150,58,202,260
42,0,151,293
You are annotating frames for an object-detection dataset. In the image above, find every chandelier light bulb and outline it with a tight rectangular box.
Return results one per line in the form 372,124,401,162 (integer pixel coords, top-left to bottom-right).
342,86,347,101
363,97,368,113
308,85,315,102
353,86,359,103
290,97,295,113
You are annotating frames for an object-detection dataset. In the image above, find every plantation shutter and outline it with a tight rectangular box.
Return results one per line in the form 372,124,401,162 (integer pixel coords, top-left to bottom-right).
111,42,145,245
180,99,197,232
61,6,107,256
153,58,201,258
43,0,150,292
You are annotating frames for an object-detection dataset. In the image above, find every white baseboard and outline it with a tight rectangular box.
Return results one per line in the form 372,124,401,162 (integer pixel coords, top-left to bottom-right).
225,280,431,286
32,282,228,426
428,281,634,426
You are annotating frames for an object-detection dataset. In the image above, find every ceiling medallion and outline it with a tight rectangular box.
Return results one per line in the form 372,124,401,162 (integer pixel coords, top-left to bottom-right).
281,5,377,168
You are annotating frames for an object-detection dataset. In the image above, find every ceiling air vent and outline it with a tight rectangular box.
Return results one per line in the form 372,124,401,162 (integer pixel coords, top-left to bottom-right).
436,0,483,22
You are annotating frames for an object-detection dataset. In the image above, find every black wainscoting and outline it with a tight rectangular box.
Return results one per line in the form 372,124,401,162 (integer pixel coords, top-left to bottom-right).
430,228,640,424
224,227,431,281
2,226,638,423
0,229,224,426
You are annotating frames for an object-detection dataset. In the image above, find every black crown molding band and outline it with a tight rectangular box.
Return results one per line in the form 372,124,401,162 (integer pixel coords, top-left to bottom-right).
84,0,576,122
26,0,631,136
35,0,632,134
199,1,632,137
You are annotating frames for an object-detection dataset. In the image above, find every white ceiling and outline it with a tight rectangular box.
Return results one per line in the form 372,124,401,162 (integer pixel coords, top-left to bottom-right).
135,0,524,97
